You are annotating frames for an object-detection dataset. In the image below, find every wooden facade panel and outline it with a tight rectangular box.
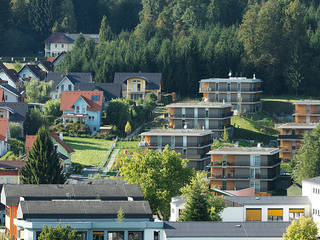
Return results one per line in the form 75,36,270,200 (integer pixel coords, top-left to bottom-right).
295,105,306,115
210,180,222,189
295,116,306,123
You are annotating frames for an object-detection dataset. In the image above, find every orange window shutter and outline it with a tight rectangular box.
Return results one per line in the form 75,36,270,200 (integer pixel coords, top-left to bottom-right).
246,209,262,221
289,209,304,213
268,209,283,217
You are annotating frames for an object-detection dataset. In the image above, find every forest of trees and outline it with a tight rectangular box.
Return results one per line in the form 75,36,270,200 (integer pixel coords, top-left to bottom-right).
2,0,320,96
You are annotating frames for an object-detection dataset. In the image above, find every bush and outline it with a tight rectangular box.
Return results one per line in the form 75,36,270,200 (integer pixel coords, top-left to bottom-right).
71,163,84,175
0,151,20,161
49,122,91,137
9,138,25,155
9,122,22,139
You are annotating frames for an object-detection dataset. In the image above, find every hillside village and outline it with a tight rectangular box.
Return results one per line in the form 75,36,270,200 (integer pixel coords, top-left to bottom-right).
2,0,320,239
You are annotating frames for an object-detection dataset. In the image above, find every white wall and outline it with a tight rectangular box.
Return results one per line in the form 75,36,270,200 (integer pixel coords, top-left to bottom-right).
0,72,16,89
19,68,37,81
302,180,320,224
221,207,244,222
2,88,18,102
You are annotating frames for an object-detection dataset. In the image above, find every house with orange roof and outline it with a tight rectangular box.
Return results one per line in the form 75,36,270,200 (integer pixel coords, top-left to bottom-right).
0,118,10,157
60,91,104,133
25,132,74,170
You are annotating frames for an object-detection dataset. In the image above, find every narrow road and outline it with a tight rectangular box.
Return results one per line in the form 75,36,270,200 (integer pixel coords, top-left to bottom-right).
104,148,120,173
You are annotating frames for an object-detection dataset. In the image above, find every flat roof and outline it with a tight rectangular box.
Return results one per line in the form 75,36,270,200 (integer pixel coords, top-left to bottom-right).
293,100,320,105
225,196,310,205
140,129,213,137
166,102,232,108
303,176,320,184
200,77,262,83
276,122,319,129
164,221,290,238
208,146,279,155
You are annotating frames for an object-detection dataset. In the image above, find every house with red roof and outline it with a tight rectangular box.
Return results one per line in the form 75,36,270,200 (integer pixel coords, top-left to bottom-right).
60,91,104,133
0,118,10,157
25,132,74,170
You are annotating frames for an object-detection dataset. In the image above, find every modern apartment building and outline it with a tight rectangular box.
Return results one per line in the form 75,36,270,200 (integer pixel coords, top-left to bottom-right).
199,76,262,113
140,129,213,170
277,123,317,161
278,100,320,162
293,100,320,123
166,102,233,138
208,146,281,192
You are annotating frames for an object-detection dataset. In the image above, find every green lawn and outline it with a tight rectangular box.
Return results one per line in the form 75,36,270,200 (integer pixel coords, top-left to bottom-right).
64,137,113,167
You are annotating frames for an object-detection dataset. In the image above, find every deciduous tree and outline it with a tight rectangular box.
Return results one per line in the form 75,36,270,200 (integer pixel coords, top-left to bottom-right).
283,217,317,240
38,224,81,240
120,146,193,220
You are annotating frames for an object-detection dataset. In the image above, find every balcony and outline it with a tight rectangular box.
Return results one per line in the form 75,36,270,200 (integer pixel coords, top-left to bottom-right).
127,88,145,93
208,174,278,181
278,134,303,140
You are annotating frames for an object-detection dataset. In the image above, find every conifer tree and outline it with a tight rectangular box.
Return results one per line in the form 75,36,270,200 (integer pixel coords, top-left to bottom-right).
117,207,125,222
223,126,229,142
20,127,65,184
125,121,132,136
99,15,113,42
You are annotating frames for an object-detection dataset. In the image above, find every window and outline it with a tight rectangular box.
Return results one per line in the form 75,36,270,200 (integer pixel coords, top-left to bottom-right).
182,108,186,118
237,83,241,91
182,148,187,155
154,231,160,240
68,84,72,91
108,231,124,240
5,95,7,101
250,155,261,166
76,106,80,113
82,106,86,113
55,44,57,48
128,231,143,240
62,44,64,48
93,127,97,131
246,209,262,221
93,232,104,240
227,83,231,91
268,209,283,221
91,95,100,101
289,209,304,221
54,144,58,152
222,181,226,190
171,136,175,148
215,83,219,91
205,108,209,118
61,84,64,92
222,155,227,166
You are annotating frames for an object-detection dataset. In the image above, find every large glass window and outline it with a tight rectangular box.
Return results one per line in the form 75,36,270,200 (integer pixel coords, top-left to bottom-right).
128,231,144,240
93,231,104,240
108,231,124,240
289,209,304,221
268,209,283,221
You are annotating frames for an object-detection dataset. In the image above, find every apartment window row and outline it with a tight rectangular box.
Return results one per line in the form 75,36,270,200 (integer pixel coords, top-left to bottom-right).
313,208,320,216
312,187,320,194
54,43,65,48
246,208,304,222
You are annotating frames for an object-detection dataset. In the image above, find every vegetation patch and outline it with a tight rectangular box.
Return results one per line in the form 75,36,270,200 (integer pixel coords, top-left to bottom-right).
64,137,113,167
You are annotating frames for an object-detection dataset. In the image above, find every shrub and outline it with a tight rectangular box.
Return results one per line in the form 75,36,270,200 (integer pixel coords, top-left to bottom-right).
9,122,22,139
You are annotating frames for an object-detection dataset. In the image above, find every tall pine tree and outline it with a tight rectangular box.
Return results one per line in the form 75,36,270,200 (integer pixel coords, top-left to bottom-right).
99,15,113,42
21,127,65,184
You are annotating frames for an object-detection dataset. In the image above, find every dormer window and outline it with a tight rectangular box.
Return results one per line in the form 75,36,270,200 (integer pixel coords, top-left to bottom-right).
76,106,80,113
91,95,100,101
82,106,86,113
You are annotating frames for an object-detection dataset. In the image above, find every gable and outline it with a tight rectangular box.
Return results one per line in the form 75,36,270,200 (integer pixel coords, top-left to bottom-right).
0,72,16,88
19,67,38,80
73,97,89,108
56,77,74,89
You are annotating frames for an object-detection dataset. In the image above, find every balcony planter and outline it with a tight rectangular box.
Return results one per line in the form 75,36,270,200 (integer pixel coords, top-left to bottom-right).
213,161,222,165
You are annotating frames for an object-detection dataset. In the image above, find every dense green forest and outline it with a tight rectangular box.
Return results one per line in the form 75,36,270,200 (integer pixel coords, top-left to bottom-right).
2,0,320,96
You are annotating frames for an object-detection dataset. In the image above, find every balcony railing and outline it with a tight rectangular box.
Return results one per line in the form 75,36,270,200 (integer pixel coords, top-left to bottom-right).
278,134,303,140
127,88,145,93
208,174,278,180
199,87,262,92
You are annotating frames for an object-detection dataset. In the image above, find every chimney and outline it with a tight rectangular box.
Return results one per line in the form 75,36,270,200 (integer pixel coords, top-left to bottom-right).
59,132,63,141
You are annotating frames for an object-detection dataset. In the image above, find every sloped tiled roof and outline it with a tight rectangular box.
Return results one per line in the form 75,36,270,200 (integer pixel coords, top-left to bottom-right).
26,133,74,154
60,91,103,111
45,72,92,90
0,68,19,83
47,57,56,63
0,102,28,122
74,82,121,100
114,72,162,90
44,32,74,44
0,118,9,141
0,62,7,71
19,64,46,80
39,61,54,72
0,161,25,169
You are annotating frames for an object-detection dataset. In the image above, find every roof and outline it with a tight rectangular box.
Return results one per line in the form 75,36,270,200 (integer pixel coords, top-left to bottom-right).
208,146,280,155
65,178,126,185
166,102,232,108
0,102,28,122
302,176,320,184
18,200,152,219
164,221,290,238
293,100,320,105
277,122,319,129
225,196,310,205
44,32,99,44
0,83,21,96
2,183,144,205
200,77,262,83
44,32,75,44
45,72,92,90
38,61,54,72
0,118,9,141
19,64,46,80
60,91,103,111
140,128,213,137
114,72,162,90
0,161,25,169
25,133,74,154
47,57,56,62
0,68,19,83
0,62,7,71
74,83,122,100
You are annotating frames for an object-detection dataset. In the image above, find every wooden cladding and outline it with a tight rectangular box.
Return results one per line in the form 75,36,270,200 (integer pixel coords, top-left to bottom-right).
246,209,262,221
268,209,283,217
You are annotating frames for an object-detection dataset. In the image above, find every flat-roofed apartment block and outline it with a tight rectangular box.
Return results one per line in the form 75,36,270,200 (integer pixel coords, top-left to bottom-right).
277,100,320,162
277,123,318,161
208,146,281,192
140,129,213,170
166,102,233,138
199,76,262,113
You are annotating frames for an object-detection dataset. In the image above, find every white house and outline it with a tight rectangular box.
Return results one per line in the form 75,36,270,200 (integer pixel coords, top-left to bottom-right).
302,177,320,224
0,118,10,157
0,84,21,102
